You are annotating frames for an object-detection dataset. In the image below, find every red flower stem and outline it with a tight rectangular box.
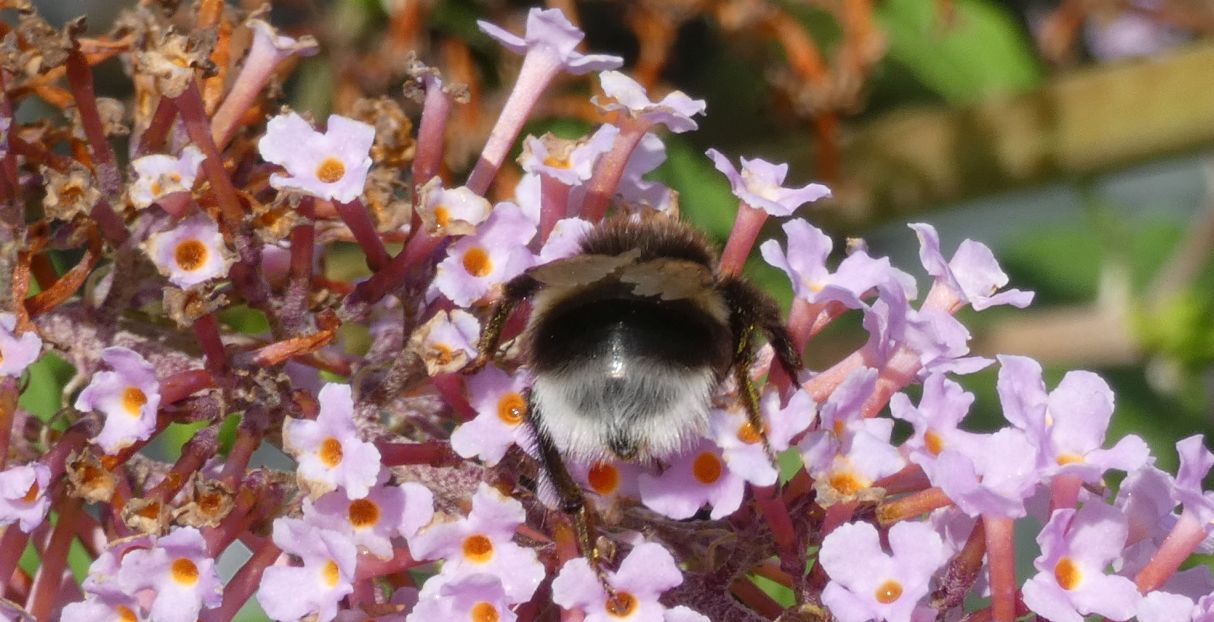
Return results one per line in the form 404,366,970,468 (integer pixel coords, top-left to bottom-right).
147,424,220,502
203,537,282,622
538,174,570,244
64,50,121,197
579,118,650,222
346,232,444,308
135,96,178,156
936,520,987,611
860,346,922,419
160,369,216,405
782,468,812,504
432,372,475,420
289,197,315,283
803,350,868,403
27,496,82,621
0,526,30,597
821,501,858,535
349,578,376,607
1134,509,1208,593
193,313,227,375
752,485,797,562
983,514,1017,622
718,204,768,277
221,425,263,489
354,546,420,580
0,378,18,470
876,487,953,526
88,201,131,246
375,440,460,467
334,199,389,271
204,486,260,556
729,576,784,619
412,78,453,198
1049,473,1084,513
173,80,245,232
40,426,89,481
873,463,931,495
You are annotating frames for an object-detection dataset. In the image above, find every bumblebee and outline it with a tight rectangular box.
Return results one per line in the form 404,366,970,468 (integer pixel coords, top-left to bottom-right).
472,217,801,556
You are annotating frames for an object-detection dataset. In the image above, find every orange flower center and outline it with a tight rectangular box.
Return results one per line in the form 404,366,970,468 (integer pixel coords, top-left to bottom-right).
588,462,620,495
434,205,450,228
736,420,764,445
874,579,903,604
432,343,454,365
1054,557,1082,590
462,247,493,277
462,534,494,563
322,560,341,587
828,472,865,496
543,154,572,169
117,605,138,622
21,480,39,503
497,392,526,425
1056,453,1084,465
924,430,944,455
170,557,199,586
316,157,346,184
471,602,500,622
319,437,344,467
174,239,209,271
122,387,148,417
605,591,638,617
692,451,723,484
348,498,380,528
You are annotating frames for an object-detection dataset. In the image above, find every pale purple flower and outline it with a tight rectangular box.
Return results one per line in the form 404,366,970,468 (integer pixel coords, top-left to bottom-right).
710,388,815,486
434,202,537,306
595,71,706,133
538,217,593,263
618,133,678,213
1137,591,1196,622
1117,464,1180,546
258,518,358,622
0,312,41,377
305,474,434,559
1173,435,1214,524
407,574,517,622
862,278,992,376
566,458,644,510
707,148,830,216
82,534,155,599
1022,502,1141,622
129,146,204,209
0,462,51,532
417,178,493,236
891,373,980,472
1084,5,1182,60
553,542,705,622
451,366,533,466
996,355,1149,483
144,213,232,288
910,223,1033,311
519,126,618,186
410,308,480,376
931,428,1042,518
478,8,622,74
336,587,415,621
75,346,162,455
410,483,544,603
638,439,746,519
282,383,382,499
116,527,222,622
760,219,912,307
60,594,146,622
259,111,375,203
819,520,948,622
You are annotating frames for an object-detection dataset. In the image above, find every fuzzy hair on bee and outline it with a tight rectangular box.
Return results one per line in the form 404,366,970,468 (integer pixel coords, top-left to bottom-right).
471,217,802,520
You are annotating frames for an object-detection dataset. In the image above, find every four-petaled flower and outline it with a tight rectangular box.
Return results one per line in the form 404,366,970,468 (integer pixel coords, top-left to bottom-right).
451,366,534,465
552,542,709,622
595,71,706,133
144,213,233,288
434,202,537,307
116,527,223,622
819,520,948,622
75,347,162,455
478,7,623,75
0,462,51,532
129,146,205,210
0,312,41,378
258,111,375,203
306,474,434,559
707,149,831,216
258,518,358,622
283,383,382,499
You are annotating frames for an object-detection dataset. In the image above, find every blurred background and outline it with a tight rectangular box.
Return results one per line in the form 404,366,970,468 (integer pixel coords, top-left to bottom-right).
29,0,1214,466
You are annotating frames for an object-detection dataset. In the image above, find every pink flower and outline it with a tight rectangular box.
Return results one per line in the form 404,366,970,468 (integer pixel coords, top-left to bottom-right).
909,222,1033,311
305,474,434,559
61,594,146,622
129,146,204,209
552,542,707,621
282,383,382,499
407,574,518,622
819,521,947,622
259,111,375,203
116,527,222,622
638,440,746,520
410,483,544,603
75,347,162,454
478,8,623,75
710,388,815,486
0,312,41,378
258,518,358,622
595,71,706,133
706,148,830,216
450,366,533,466
434,202,536,306
0,462,51,532
760,219,910,307
144,213,232,288
537,217,593,262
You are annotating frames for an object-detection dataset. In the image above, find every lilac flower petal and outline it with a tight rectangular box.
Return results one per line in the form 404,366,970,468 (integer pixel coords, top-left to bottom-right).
612,542,684,598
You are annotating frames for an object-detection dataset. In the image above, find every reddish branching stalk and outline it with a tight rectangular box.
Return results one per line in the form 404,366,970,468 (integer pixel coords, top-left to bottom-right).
173,80,245,232
579,117,649,221
27,496,83,621
135,97,178,157
334,199,390,270
877,487,953,526
146,425,220,502
1134,509,1209,593
411,75,453,200
202,537,282,622
376,440,461,467
983,515,1017,622
718,204,768,277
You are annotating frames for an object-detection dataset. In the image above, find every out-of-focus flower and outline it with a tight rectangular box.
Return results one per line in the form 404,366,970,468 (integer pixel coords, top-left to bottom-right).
407,574,517,622
595,71,706,133
0,312,42,378
409,309,480,376
129,146,204,209
819,521,947,622
75,347,162,455
258,518,358,622
451,367,533,466
144,213,233,288
553,542,707,621
638,439,746,519
910,223,1033,311
434,202,536,306
116,527,222,622
707,149,830,217
258,112,375,203
478,8,623,75
306,475,434,559
282,383,382,499
1022,502,1141,622
410,483,545,603
0,462,51,532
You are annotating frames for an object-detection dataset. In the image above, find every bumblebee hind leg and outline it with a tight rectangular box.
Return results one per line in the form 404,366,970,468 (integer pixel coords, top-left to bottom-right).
465,273,540,373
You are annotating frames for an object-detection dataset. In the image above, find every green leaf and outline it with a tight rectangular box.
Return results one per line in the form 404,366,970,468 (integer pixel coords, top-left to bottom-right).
877,0,1042,104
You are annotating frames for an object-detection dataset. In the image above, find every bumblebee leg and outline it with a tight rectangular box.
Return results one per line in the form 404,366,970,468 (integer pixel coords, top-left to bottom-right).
718,277,803,378
466,273,539,373
733,324,777,463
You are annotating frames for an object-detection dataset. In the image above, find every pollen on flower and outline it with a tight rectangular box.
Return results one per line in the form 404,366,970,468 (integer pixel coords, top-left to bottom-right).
318,437,344,467
874,579,903,604
462,247,493,277
924,430,945,455
347,498,380,528
605,591,638,617
471,602,501,622
828,471,866,496
588,462,620,495
1056,453,1084,465
322,559,341,588
122,387,148,416
171,557,200,586
736,421,764,445
497,392,526,425
434,205,450,228
1054,557,1082,590
543,154,572,169
315,157,346,183
117,605,138,622
21,481,38,503
692,451,723,484
462,533,495,563
174,239,209,271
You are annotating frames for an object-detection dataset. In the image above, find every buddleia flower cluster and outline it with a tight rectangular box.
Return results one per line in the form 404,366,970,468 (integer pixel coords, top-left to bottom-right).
0,2,1209,621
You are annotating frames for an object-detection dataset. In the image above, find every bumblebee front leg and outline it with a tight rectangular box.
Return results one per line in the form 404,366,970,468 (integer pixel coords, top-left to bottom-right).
466,273,539,373
733,324,777,463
